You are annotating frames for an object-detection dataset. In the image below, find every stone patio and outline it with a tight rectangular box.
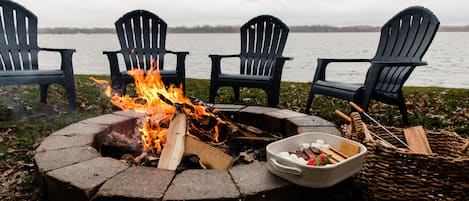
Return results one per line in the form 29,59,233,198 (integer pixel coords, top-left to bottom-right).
34,104,356,201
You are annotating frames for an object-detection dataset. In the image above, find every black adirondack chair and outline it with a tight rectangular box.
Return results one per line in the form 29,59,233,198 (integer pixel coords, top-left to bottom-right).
0,0,76,110
103,10,188,95
208,15,291,107
304,6,440,124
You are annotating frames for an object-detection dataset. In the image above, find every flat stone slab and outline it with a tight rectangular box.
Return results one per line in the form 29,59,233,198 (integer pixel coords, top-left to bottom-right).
45,157,129,201
80,113,132,125
34,146,100,173
80,113,136,135
93,167,175,201
240,106,279,114
287,115,335,127
36,134,95,152
297,126,342,136
284,115,336,136
264,109,308,133
113,110,146,119
164,169,240,200
265,109,307,119
50,122,110,136
229,161,291,197
213,104,247,111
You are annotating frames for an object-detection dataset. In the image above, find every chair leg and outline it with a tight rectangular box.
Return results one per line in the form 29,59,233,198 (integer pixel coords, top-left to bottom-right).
397,97,409,125
111,81,126,96
267,90,279,107
64,83,77,111
233,86,240,101
304,92,315,114
209,84,218,103
39,84,49,104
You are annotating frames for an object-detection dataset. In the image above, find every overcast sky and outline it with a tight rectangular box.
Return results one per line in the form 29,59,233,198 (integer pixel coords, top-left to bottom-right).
13,0,469,28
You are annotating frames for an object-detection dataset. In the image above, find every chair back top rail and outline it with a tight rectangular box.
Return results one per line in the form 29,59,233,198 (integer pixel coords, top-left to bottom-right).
239,15,289,77
0,0,40,71
369,6,440,93
115,9,167,71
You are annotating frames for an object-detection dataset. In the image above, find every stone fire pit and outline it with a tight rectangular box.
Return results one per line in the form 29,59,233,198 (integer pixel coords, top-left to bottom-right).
34,104,354,201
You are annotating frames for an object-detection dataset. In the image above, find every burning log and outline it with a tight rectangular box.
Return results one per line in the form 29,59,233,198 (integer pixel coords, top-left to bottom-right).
157,111,187,170
184,137,233,169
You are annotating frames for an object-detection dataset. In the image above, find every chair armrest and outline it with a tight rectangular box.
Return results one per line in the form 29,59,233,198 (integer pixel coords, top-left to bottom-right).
313,58,372,82
166,50,188,85
209,54,240,59
278,56,293,61
40,47,76,53
40,48,75,75
103,50,121,55
209,54,240,78
271,56,291,83
102,50,122,79
318,58,371,63
372,60,427,67
166,50,189,55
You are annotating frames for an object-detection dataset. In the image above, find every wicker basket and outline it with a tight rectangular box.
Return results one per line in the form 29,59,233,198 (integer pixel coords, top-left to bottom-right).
342,112,469,201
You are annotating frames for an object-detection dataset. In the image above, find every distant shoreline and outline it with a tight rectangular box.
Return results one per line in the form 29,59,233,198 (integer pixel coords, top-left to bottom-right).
38,25,469,34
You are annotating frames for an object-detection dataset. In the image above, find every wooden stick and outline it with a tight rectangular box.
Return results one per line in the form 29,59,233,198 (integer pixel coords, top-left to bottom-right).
158,111,187,170
334,109,352,122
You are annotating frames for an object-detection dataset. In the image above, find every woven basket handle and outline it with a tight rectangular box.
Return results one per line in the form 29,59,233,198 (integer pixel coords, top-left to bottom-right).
462,141,469,155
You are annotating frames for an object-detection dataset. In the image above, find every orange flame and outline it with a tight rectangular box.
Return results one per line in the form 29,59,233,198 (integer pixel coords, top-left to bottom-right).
92,64,220,154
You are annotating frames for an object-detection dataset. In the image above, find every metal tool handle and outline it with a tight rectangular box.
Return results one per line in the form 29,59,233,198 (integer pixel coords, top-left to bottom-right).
349,101,365,113
348,101,413,151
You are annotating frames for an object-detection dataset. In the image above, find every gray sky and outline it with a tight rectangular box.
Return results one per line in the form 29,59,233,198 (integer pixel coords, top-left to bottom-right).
13,0,469,28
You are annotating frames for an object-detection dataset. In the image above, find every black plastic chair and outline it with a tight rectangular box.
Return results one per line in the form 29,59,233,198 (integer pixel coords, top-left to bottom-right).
0,0,76,110
208,15,291,107
103,10,188,95
304,6,440,124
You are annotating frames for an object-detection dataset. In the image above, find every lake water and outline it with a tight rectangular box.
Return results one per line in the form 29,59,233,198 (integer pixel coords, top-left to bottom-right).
37,32,469,89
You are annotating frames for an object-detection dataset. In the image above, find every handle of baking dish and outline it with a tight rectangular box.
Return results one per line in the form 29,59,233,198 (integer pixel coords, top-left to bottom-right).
270,158,302,176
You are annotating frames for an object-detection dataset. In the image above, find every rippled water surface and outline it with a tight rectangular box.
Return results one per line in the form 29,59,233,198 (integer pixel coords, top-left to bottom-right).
38,32,469,88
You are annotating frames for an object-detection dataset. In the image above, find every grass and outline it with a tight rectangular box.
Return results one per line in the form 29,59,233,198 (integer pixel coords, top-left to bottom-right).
0,75,468,200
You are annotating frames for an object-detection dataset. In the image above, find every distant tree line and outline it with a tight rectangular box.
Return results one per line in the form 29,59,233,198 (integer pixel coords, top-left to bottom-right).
38,25,469,34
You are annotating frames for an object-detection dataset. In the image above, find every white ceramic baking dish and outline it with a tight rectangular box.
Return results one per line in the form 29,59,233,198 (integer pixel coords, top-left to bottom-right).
266,132,367,188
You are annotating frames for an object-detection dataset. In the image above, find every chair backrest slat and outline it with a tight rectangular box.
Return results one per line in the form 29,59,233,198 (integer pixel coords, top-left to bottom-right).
371,6,439,93
115,10,167,71
252,22,263,75
0,0,39,71
259,21,273,75
239,15,289,76
142,15,151,68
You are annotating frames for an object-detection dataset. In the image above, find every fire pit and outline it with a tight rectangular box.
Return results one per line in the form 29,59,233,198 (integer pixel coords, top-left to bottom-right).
33,104,353,201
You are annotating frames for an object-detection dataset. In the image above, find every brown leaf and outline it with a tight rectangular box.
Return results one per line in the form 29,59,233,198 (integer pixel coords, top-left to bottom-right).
7,148,16,153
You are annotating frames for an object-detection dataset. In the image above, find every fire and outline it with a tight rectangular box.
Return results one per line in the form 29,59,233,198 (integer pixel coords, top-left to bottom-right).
91,65,221,154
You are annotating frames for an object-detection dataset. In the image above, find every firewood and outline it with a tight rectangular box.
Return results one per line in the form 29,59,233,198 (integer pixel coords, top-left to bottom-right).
184,137,233,169
235,122,274,137
404,126,433,154
158,111,187,170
